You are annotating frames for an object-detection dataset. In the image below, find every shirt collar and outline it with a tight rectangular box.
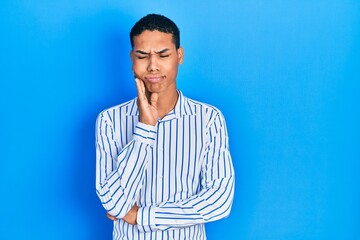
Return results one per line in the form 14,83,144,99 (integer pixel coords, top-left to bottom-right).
129,90,190,120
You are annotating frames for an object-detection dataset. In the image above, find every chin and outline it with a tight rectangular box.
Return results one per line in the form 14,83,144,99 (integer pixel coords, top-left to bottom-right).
144,81,162,90
147,87,163,94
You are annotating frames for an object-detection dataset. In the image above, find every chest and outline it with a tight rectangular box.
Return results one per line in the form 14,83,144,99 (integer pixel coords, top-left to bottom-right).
116,115,208,204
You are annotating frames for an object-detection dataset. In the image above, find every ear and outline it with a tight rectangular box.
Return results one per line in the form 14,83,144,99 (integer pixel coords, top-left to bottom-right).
177,47,184,64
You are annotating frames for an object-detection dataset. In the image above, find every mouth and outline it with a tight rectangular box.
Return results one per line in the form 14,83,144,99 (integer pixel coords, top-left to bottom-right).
145,75,164,83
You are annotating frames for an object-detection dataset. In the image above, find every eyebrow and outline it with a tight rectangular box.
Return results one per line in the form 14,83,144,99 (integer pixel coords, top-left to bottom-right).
135,48,170,55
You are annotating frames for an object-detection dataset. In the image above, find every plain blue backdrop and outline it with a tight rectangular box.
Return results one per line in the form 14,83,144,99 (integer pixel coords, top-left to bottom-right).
1,1,360,239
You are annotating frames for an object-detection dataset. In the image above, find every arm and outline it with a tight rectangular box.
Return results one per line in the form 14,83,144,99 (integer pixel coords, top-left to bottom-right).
95,111,156,219
136,112,235,232
97,78,159,221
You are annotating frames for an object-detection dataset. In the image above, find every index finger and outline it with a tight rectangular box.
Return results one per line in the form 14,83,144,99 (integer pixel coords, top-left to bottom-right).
135,78,147,102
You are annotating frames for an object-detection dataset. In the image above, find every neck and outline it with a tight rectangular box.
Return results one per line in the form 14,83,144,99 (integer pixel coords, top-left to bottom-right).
155,88,179,119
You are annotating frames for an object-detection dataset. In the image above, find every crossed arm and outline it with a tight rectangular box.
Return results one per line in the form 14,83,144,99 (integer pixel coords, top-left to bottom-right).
96,79,234,229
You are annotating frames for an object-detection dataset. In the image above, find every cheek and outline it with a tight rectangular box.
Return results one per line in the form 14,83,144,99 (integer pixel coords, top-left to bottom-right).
132,61,146,73
164,60,179,75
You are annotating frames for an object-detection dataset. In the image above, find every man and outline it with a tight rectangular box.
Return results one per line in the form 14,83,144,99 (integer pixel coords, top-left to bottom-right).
96,13,234,239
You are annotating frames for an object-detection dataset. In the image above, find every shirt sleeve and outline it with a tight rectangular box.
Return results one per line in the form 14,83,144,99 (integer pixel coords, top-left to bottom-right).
95,111,156,218
136,112,235,232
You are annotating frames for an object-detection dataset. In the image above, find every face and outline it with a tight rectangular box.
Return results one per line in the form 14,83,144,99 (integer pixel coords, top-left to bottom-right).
130,30,184,96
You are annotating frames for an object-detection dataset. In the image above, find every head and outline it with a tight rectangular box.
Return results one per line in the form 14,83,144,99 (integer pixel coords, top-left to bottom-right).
130,14,180,50
130,14,184,96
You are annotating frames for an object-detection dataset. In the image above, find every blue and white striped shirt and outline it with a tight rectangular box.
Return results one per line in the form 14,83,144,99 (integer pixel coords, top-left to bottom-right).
96,91,234,240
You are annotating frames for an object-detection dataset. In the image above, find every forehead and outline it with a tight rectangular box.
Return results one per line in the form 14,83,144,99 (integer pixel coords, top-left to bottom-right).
133,30,176,51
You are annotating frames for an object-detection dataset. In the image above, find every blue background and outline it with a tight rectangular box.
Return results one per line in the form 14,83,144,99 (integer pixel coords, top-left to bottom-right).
1,1,360,239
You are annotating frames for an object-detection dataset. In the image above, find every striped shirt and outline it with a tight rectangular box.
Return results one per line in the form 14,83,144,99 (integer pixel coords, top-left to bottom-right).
96,90,234,240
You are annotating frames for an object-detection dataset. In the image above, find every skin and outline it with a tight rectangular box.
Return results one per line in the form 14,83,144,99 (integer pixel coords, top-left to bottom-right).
132,30,184,125
107,30,184,224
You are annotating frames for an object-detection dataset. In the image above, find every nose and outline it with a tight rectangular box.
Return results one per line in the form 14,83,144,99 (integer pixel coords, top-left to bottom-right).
147,55,159,72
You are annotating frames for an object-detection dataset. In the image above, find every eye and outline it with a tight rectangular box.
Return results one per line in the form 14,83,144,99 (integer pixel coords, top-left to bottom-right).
159,55,170,58
136,56,147,59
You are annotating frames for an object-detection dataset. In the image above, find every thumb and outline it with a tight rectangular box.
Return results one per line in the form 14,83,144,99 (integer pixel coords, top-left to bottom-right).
150,93,158,108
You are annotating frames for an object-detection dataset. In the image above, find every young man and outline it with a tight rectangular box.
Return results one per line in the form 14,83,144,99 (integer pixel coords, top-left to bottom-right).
96,14,234,239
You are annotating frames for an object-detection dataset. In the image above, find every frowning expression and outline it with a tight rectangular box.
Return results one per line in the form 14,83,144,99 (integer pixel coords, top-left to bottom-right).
130,30,184,95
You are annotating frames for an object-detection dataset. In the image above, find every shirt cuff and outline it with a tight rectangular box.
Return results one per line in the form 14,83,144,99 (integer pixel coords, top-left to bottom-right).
133,122,157,146
137,205,156,232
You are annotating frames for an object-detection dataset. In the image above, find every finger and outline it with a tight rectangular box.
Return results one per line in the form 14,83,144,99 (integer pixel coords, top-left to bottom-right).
106,213,117,221
134,78,142,97
135,78,146,102
108,215,117,221
150,92,158,109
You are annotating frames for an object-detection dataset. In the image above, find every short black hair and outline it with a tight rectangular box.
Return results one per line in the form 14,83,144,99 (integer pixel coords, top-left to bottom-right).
130,14,180,49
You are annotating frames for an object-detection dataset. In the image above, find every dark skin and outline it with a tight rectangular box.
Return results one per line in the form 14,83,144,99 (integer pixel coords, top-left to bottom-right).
106,30,184,224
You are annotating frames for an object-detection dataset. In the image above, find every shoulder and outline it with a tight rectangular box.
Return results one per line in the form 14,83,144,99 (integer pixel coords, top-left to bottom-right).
96,98,138,123
183,94,226,124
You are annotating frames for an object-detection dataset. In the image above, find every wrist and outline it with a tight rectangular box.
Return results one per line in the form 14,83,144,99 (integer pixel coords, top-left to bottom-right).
140,117,157,126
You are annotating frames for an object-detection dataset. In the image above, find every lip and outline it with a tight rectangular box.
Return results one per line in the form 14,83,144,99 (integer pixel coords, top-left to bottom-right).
145,75,163,83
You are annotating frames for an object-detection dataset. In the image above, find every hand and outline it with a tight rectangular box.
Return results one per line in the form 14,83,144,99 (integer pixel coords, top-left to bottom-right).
135,78,158,126
106,212,117,221
106,204,139,225
122,204,139,225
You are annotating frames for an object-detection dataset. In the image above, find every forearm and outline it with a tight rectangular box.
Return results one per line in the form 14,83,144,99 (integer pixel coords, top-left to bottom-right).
96,116,156,218
96,140,149,218
137,174,234,232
